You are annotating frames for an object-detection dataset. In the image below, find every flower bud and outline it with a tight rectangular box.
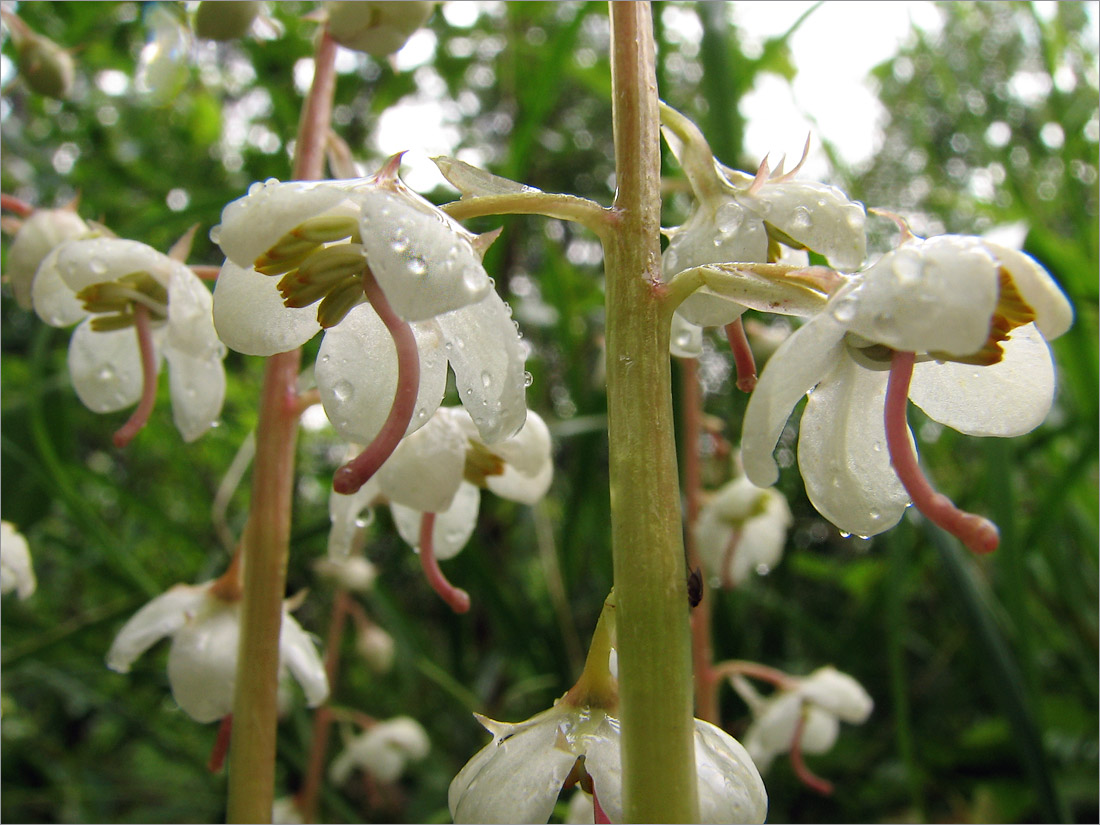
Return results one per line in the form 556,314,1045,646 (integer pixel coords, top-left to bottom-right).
356,624,395,672
325,1,435,57
16,30,75,99
194,1,260,41
7,208,89,309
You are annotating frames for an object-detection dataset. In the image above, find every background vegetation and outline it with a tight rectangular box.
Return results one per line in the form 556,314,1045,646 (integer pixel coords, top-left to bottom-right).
2,2,1096,822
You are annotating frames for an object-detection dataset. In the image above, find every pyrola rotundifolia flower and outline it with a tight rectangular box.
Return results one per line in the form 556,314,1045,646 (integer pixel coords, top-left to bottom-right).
325,1,436,56
731,666,872,775
329,407,552,611
329,716,430,785
1,521,36,600
5,207,89,309
448,706,767,824
696,474,792,588
31,236,226,442
211,155,527,448
660,102,866,333
742,233,1073,546
106,580,328,723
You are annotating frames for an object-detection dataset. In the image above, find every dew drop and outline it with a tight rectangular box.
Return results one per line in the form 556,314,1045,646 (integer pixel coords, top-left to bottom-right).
523,371,533,387
408,256,427,276
715,201,745,235
831,297,857,323
209,226,222,244
892,252,922,284
480,370,493,390
839,531,852,538
97,365,115,381
332,379,354,402
248,181,262,196
790,205,813,230
90,259,107,276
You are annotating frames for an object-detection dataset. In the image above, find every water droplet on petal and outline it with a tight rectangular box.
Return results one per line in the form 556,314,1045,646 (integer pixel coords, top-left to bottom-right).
90,259,107,276
332,379,354,402
523,371,533,388
892,253,922,284
480,370,493,390
831,297,857,323
715,202,745,235
790,205,813,230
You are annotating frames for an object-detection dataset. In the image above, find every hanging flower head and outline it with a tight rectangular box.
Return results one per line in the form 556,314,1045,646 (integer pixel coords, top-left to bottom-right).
328,716,430,785
1,521,36,600
106,577,328,723
730,665,872,794
696,474,792,588
741,231,1073,550
30,235,226,444
211,155,529,491
660,102,866,332
329,406,553,611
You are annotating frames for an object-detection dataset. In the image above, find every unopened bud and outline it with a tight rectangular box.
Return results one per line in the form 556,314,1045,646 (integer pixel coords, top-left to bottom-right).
17,31,74,99
194,1,260,41
356,624,395,672
7,208,89,309
313,554,378,593
325,1,435,57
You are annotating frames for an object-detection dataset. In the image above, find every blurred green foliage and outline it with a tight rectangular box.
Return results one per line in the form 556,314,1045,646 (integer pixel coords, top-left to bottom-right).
1,2,1096,823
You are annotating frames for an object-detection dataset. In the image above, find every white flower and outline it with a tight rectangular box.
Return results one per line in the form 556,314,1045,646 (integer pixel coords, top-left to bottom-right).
696,475,792,587
271,796,305,825
211,161,527,446
448,705,767,824
1,521,36,600
356,624,395,672
5,207,89,310
742,234,1073,539
329,407,553,561
313,552,378,592
30,236,226,442
106,580,328,723
329,716,430,785
325,1,436,56
732,666,872,773
660,103,866,331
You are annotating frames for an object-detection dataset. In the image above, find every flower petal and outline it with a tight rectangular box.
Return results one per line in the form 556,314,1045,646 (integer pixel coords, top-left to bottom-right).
744,181,867,271
574,714,624,823
742,691,803,773
106,582,212,673
1,521,36,600
166,602,241,722
315,304,448,444
166,263,222,358
213,179,354,267
693,719,769,825
449,712,577,824
799,666,873,724
391,481,480,560
164,346,226,441
846,235,999,356
279,611,329,709
797,351,911,537
328,478,380,558
68,319,164,413
670,313,703,358
742,311,848,487
482,411,553,504
377,409,467,512
988,243,1073,340
437,291,528,443
909,323,1056,437
55,237,175,293
358,187,491,322
212,259,321,355
9,209,88,310
30,243,87,327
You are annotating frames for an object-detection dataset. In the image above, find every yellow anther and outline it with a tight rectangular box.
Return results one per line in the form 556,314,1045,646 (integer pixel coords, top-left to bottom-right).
316,278,366,328
463,440,506,487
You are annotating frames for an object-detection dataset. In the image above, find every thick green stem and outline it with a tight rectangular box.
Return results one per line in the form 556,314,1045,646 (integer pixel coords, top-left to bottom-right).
606,3,698,822
225,30,337,824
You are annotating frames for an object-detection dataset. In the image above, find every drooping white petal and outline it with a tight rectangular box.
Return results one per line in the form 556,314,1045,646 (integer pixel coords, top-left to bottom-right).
106,582,212,673
742,311,848,487
166,602,241,722
734,489,792,583
1,521,36,600
909,323,1056,437
670,312,704,358
358,187,491,322
797,352,911,538
315,304,448,444
572,714,624,822
279,611,329,709
8,209,89,310
987,243,1073,340
212,259,322,355
798,666,873,724
743,181,867,271
449,712,577,824
742,691,803,773
57,237,176,293
391,481,480,560
213,179,355,267
798,707,841,755
376,410,467,512
482,411,553,504
438,291,528,443
164,346,226,441
68,320,165,413
328,479,380,558
846,236,999,356
693,719,769,824
30,244,88,327
166,263,221,358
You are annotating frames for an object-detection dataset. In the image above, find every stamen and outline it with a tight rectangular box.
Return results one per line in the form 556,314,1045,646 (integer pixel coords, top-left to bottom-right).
112,304,159,449
724,317,757,392
416,512,471,614
789,706,834,796
332,270,420,495
208,714,233,773
884,350,999,554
